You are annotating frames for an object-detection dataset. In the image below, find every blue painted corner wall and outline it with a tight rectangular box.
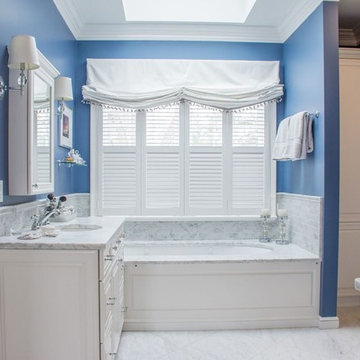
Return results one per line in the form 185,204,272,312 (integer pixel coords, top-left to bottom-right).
0,0,77,205
280,2,339,317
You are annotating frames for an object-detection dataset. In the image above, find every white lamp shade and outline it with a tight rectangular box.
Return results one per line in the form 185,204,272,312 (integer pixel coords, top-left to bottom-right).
8,35,40,70
55,76,73,101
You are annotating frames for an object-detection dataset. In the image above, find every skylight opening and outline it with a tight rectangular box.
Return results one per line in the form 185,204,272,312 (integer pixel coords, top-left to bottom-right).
122,0,257,23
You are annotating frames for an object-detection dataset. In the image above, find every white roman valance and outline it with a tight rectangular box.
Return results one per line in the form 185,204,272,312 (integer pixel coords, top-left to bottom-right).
82,58,283,110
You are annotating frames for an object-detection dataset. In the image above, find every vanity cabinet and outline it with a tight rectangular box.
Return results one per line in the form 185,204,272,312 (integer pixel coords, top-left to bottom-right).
0,233,124,360
8,51,58,195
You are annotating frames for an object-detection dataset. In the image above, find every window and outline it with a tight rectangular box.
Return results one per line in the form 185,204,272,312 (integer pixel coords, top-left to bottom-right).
91,101,276,216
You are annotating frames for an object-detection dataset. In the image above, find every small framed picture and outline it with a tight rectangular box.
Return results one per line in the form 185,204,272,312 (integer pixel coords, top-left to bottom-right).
59,105,73,149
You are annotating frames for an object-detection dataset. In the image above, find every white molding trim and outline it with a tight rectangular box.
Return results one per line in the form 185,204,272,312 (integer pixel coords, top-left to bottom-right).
77,23,281,43
52,0,331,43
38,50,60,78
278,0,323,42
277,192,323,203
124,318,319,331
339,48,360,59
318,316,339,329
53,0,83,39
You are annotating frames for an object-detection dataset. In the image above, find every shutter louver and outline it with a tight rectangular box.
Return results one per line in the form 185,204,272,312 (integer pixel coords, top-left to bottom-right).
102,109,137,214
232,153,264,213
146,106,179,146
233,105,264,147
189,152,223,209
144,104,181,214
145,152,180,209
188,105,224,213
232,104,265,214
103,152,137,213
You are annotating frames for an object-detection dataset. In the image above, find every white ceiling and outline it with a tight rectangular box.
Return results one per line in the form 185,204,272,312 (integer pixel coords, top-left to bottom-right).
53,0,336,43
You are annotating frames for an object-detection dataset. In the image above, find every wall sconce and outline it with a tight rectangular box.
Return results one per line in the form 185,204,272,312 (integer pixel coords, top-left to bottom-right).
55,76,73,116
0,35,40,100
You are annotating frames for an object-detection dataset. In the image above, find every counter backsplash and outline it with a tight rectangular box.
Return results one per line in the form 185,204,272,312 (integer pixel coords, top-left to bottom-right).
0,193,322,256
0,194,90,236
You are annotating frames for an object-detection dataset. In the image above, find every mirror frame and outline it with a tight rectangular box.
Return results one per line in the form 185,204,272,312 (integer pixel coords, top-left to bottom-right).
28,54,58,194
8,51,60,196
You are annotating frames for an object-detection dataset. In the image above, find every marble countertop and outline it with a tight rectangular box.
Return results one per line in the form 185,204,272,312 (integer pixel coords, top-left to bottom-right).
123,240,320,263
0,217,125,250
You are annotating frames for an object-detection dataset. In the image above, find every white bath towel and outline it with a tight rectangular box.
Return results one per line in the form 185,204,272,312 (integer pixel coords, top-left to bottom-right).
272,111,313,161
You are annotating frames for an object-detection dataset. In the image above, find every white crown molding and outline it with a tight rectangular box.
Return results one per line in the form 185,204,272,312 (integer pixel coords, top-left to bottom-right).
53,0,82,39
339,47,360,59
278,0,323,42
53,0,337,43
77,23,281,42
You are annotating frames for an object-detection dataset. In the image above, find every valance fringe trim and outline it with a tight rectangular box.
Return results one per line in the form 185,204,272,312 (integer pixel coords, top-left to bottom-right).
82,97,282,113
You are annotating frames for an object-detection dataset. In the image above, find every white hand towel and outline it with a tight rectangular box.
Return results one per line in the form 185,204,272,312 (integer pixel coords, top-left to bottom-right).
272,111,313,161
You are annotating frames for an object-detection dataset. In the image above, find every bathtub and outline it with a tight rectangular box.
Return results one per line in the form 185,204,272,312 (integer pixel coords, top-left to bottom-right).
123,240,321,330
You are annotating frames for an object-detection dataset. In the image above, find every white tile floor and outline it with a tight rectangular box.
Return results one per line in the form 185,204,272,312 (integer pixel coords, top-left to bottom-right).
116,307,360,360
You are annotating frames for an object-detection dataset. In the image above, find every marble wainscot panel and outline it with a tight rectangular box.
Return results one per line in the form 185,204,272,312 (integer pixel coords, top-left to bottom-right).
0,193,90,236
277,192,323,256
123,218,278,242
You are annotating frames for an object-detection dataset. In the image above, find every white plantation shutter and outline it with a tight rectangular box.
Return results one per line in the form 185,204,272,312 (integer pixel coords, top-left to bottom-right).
232,105,265,214
189,152,223,210
187,105,224,214
102,109,138,214
143,104,182,214
92,102,275,216
145,152,180,209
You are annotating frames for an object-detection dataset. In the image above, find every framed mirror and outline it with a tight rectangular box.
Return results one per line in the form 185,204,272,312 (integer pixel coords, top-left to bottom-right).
9,51,59,195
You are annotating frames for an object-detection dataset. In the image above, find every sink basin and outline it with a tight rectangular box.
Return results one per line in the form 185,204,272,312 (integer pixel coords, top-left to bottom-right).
59,224,103,232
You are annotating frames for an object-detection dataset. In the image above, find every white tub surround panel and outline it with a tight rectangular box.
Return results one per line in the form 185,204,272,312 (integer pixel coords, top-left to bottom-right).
0,193,90,237
124,260,320,331
123,219,278,242
277,193,322,256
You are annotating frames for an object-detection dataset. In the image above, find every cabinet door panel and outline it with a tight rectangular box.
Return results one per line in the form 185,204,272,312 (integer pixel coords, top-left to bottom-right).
0,250,99,360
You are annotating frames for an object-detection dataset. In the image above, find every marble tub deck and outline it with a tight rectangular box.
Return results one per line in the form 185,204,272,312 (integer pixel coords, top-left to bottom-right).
116,307,360,360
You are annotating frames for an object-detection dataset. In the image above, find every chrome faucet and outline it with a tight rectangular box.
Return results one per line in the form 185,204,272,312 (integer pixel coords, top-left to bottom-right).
31,193,63,230
31,209,60,230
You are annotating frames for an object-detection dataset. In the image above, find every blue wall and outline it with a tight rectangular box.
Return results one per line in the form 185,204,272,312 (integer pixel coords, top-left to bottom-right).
0,0,77,205
279,5,325,196
281,2,339,317
75,41,284,192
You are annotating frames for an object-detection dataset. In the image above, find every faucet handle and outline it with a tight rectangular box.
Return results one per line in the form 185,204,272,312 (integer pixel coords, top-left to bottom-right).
31,214,39,221
31,214,40,230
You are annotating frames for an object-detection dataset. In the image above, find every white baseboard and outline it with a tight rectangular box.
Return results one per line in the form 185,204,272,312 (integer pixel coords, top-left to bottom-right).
124,318,319,331
318,316,339,329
